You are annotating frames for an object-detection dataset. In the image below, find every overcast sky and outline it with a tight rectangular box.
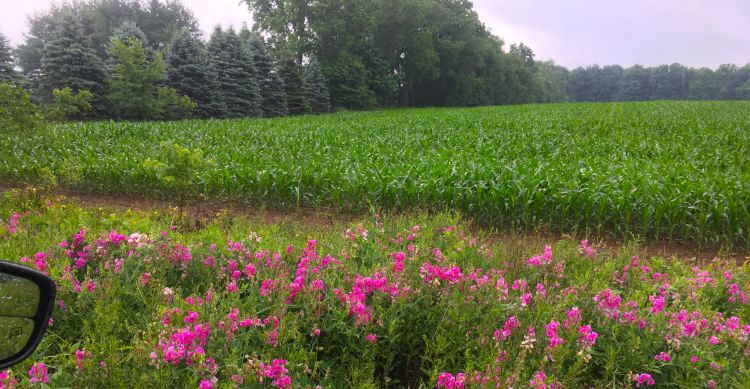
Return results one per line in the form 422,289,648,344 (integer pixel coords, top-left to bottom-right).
2,0,749,69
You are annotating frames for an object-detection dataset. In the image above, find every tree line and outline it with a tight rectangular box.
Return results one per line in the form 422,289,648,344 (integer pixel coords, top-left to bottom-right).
537,62,750,103
2,0,749,123
2,0,329,121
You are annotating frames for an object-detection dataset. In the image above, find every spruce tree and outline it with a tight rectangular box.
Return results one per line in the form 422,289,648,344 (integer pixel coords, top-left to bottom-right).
207,27,261,118
279,54,310,115
0,32,21,84
245,31,288,117
112,21,149,46
166,30,226,118
304,57,331,114
39,11,106,109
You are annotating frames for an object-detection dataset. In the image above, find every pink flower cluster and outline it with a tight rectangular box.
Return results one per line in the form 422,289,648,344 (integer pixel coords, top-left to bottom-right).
28,362,48,384
527,245,553,267
545,320,564,350
494,316,520,341
0,213,22,235
257,359,291,389
436,372,465,389
633,373,655,386
155,323,211,366
420,262,464,284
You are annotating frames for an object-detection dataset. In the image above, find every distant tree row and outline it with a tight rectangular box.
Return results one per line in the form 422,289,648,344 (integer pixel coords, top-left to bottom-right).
533,62,750,103
4,0,330,121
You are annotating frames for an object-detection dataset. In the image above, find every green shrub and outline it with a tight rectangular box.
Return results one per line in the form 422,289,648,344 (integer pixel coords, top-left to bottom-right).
0,82,46,132
47,87,94,121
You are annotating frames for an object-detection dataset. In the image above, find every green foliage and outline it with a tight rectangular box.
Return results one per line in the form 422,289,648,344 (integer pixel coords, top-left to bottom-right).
47,87,94,121
0,82,46,133
0,195,748,387
143,141,213,196
16,0,198,85
279,55,310,115
0,32,20,84
245,30,288,117
165,30,226,118
38,10,106,108
1,101,749,247
207,27,261,118
108,36,192,120
154,86,196,120
107,37,164,119
304,57,331,114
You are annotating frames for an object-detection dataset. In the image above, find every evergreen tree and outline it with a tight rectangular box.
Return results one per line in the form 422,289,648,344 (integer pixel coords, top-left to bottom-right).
0,32,20,84
166,30,226,118
38,11,107,110
207,27,261,118
303,57,331,114
112,21,149,45
245,31,287,117
279,54,309,115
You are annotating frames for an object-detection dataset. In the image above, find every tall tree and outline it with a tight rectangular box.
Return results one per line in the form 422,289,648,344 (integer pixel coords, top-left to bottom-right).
278,54,310,115
0,32,20,84
244,30,288,117
38,11,107,109
166,30,226,118
304,57,331,114
207,27,261,118
107,37,163,119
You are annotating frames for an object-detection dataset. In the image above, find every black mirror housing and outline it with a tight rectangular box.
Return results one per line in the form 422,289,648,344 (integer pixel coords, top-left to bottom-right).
0,261,56,370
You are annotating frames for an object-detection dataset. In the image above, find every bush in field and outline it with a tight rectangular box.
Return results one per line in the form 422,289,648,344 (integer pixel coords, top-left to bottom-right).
0,82,46,132
47,87,94,121
0,198,748,388
143,141,213,220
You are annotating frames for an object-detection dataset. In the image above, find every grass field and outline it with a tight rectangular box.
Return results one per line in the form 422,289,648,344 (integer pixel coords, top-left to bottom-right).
0,190,749,388
2,101,749,247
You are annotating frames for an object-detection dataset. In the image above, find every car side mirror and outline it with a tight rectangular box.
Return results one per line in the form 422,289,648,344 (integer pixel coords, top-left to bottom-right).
0,261,56,370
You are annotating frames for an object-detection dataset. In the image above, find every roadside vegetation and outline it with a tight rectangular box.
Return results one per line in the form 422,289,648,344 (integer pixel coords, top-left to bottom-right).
0,189,748,388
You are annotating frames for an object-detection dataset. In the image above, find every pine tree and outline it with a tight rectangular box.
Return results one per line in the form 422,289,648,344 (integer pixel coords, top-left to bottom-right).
166,30,226,118
304,57,331,114
279,54,310,115
39,11,106,110
207,27,261,118
112,21,149,45
0,32,21,84
245,31,287,117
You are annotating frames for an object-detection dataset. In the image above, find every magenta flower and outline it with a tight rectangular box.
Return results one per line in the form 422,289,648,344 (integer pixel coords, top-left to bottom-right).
633,373,655,386
654,351,671,362
28,362,48,384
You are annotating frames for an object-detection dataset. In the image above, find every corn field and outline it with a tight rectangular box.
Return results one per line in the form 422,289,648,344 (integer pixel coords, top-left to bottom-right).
2,101,749,246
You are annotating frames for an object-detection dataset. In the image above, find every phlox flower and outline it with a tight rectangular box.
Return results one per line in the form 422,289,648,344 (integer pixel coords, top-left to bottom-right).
28,362,48,384
633,373,655,386
436,372,465,389
654,351,671,362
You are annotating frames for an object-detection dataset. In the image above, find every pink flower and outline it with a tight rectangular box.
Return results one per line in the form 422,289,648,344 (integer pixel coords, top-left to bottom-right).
521,293,533,307
198,379,213,389
690,355,699,363
28,362,48,384
436,372,465,389
633,373,655,387
185,311,199,324
366,333,377,343
654,352,671,362
141,273,151,285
